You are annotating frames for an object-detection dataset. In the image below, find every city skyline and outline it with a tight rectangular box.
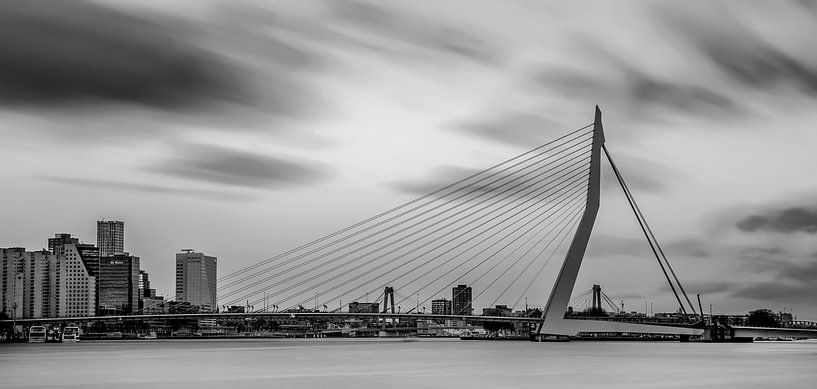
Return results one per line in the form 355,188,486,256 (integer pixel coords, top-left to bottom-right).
1,1,816,320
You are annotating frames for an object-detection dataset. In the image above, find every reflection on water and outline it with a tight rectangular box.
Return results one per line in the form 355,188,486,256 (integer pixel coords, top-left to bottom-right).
1,339,816,389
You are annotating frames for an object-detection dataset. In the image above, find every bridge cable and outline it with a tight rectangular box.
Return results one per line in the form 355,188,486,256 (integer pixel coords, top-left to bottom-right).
509,211,584,311
488,205,584,309
604,145,697,315
225,148,591,306
602,145,693,315
279,171,590,312
417,197,586,312
230,149,592,307
220,137,592,299
218,124,592,283
286,169,590,312
219,131,593,294
402,196,586,313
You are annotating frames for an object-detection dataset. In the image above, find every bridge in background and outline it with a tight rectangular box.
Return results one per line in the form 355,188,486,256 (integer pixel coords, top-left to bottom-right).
4,107,814,341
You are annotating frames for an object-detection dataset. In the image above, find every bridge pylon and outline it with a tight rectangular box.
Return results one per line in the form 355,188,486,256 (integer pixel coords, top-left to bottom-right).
534,106,702,340
382,287,396,314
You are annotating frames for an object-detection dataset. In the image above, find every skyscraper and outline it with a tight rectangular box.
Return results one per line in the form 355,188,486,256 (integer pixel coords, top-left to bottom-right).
175,250,217,312
452,284,472,315
97,220,124,257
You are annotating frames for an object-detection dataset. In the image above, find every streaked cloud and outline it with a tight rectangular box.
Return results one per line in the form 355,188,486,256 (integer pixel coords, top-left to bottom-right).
36,176,255,202
0,0,248,109
326,0,503,66
451,112,571,147
736,206,817,234
146,145,334,189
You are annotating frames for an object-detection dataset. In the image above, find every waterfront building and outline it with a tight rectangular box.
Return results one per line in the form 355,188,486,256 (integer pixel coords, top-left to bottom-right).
452,284,472,315
97,220,124,257
175,250,217,312
98,253,140,315
1,248,26,319
482,304,512,317
140,296,166,314
349,301,379,313
54,243,97,317
48,233,79,255
431,298,452,315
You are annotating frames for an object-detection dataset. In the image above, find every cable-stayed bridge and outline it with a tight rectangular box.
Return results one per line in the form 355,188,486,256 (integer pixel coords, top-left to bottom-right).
8,107,816,341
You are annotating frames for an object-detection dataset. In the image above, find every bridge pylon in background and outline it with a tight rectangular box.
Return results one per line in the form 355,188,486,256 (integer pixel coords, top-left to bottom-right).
382,287,396,314
534,106,702,340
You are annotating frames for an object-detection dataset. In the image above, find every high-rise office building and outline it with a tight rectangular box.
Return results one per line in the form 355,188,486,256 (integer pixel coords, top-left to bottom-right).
175,250,217,312
98,253,140,315
452,284,472,315
97,220,124,257
431,298,452,315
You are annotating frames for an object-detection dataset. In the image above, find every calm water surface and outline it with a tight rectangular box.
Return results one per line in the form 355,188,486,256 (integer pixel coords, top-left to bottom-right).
2,339,816,388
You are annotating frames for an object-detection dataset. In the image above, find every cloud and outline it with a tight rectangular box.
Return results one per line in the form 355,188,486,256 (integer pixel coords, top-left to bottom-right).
731,282,814,305
36,176,254,202
736,246,817,282
529,43,742,122
736,206,817,234
662,280,735,295
589,235,709,262
737,247,790,263
0,0,247,109
387,158,591,201
776,260,817,283
601,153,683,194
658,2,817,97
0,0,329,125
451,112,574,148
664,239,710,258
326,0,502,66
146,145,334,189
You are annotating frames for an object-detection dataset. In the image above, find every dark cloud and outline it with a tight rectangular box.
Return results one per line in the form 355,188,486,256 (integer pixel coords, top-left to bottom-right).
665,239,710,258
0,0,245,109
601,153,681,194
737,247,790,263
36,176,254,202
734,245,817,287
776,261,817,283
659,280,735,295
529,45,742,122
587,235,652,259
451,112,571,147
387,156,591,201
659,4,817,97
589,235,708,262
731,282,814,305
327,0,502,66
736,207,817,234
0,0,322,118
147,145,334,189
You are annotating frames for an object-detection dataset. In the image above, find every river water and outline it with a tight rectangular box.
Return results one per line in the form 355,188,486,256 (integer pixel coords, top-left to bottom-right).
1,339,816,388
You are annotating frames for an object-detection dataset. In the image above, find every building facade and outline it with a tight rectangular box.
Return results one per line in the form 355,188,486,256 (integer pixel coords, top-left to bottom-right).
348,302,379,313
175,251,217,312
452,285,472,315
431,298,452,315
54,243,97,317
97,220,124,257
98,253,140,315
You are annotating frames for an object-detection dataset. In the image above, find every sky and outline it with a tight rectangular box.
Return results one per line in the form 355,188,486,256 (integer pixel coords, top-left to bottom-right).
1,0,817,319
